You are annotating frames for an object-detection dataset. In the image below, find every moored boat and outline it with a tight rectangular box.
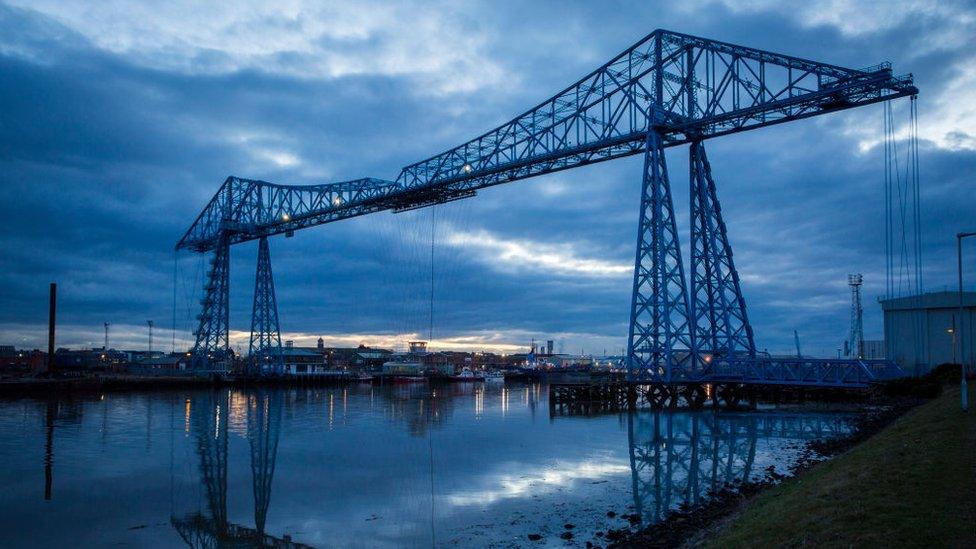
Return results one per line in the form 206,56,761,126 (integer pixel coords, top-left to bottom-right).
391,375,427,384
449,367,484,382
483,370,505,383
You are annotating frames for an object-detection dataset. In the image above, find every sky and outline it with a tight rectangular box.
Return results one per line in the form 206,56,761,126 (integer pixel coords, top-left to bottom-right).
1,0,975,357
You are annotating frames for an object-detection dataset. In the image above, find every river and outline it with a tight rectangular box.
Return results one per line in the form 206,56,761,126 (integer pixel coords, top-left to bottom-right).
0,383,853,547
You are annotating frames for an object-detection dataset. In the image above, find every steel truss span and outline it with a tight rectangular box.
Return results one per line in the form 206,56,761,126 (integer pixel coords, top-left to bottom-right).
176,29,915,386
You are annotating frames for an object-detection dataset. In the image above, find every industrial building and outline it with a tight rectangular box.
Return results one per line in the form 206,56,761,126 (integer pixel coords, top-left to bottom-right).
881,291,976,375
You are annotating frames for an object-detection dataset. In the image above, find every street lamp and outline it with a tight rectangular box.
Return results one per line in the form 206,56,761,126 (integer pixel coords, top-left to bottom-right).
956,231,975,412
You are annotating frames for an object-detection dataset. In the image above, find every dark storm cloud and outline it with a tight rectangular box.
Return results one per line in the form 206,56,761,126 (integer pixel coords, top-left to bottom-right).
1,1,974,355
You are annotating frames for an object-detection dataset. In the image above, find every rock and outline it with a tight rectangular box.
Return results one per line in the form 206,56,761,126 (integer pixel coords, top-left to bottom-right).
560,531,573,540
606,511,616,518
564,523,575,530
527,534,542,542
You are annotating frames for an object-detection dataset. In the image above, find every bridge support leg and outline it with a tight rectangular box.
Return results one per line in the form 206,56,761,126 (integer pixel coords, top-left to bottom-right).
249,237,284,376
192,238,231,372
689,140,756,374
627,131,693,382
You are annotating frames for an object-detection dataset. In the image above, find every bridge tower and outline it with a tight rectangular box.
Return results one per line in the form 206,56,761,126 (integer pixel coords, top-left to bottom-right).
249,237,284,376
627,131,693,382
192,238,231,371
689,141,756,369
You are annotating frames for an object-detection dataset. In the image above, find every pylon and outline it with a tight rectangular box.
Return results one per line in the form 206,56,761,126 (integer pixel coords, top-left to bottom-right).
627,131,693,381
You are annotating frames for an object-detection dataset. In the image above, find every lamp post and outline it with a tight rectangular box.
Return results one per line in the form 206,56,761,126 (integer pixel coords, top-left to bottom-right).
957,231,976,412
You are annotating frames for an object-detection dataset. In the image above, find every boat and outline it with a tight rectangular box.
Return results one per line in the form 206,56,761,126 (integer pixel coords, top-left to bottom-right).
356,372,374,383
450,367,484,382
483,370,505,383
381,360,425,384
391,375,427,384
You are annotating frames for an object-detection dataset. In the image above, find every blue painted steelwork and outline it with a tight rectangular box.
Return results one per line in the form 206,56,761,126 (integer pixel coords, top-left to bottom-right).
177,30,915,254
176,29,915,385
689,141,755,368
249,237,283,376
710,356,904,387
626,130,693,382
191,237,231,372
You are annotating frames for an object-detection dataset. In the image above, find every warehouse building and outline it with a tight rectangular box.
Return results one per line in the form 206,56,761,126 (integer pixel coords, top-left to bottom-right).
881,291,976,375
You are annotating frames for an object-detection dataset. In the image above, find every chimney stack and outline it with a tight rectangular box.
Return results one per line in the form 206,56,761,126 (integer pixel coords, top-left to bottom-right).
47,283,56,374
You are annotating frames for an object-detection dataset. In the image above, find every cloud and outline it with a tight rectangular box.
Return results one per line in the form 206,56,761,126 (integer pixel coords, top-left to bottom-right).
444,228,632,279
4,0,509,95
1,0,975,358
704,0,976,152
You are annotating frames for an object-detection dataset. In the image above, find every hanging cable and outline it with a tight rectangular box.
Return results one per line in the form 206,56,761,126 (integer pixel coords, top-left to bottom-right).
429,206,436,344
911,96,922,293
884,102,892,298
172,249,179,354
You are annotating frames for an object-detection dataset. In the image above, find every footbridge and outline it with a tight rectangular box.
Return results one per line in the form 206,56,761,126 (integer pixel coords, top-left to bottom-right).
176,29,915,387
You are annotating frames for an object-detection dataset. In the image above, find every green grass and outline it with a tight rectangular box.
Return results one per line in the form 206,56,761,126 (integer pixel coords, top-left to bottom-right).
706,386,976,548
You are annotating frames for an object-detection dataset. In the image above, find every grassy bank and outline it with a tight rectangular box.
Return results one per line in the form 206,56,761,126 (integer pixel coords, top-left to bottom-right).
705,385,976,547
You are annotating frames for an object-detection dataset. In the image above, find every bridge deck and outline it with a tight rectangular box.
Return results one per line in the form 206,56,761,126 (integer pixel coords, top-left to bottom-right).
631,357,905,389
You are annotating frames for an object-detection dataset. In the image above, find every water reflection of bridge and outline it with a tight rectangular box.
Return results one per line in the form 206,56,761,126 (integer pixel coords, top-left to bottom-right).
627,411,852,524
171,389,309,548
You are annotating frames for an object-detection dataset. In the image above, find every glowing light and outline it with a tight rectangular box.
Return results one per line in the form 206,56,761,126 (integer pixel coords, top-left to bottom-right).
282,213,291,221
462,163,473,173
332,196,343,206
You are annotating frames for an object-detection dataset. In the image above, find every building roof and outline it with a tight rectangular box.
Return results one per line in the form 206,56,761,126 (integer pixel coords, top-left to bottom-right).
880,291,976,311
137,355,186,366
281,347,322,357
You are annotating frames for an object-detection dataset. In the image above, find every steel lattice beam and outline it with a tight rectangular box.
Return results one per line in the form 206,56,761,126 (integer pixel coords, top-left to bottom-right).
177,30,915,254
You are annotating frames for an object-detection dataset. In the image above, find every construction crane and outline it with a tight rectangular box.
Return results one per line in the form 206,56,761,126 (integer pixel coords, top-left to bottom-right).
176,29,915,385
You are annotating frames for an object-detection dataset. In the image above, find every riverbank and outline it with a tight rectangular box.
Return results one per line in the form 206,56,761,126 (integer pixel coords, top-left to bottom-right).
704,384,975,547
608,384,975,547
